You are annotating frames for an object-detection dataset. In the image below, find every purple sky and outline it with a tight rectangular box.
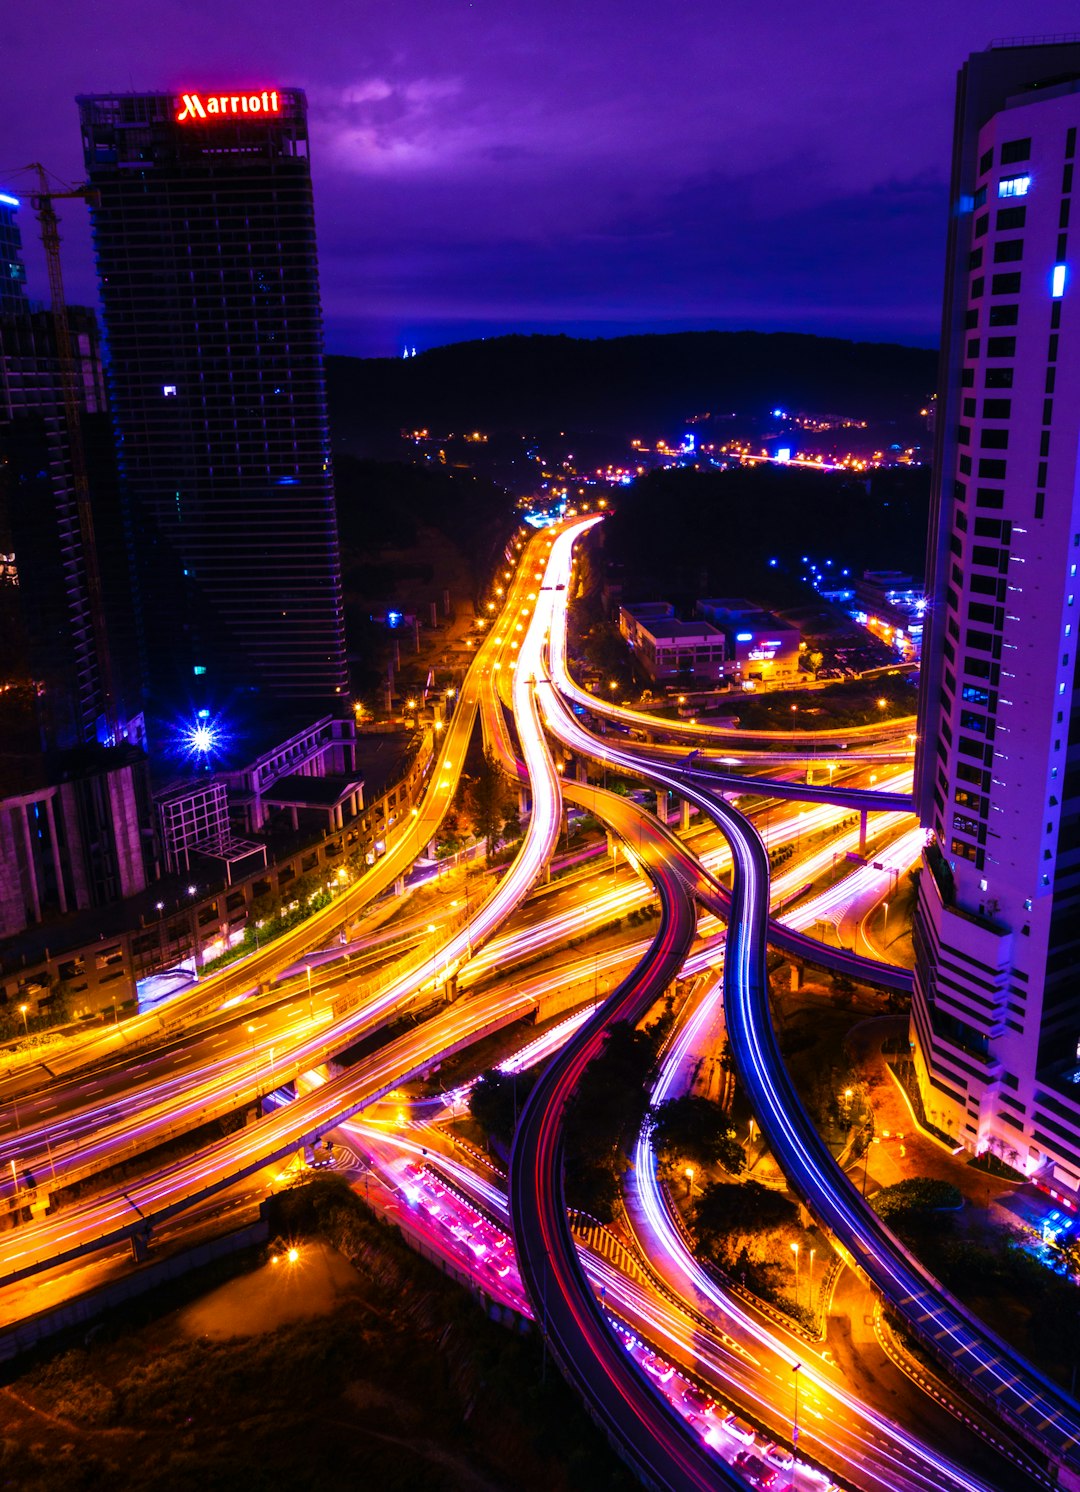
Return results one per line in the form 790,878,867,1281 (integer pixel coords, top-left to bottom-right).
3,2,1077,355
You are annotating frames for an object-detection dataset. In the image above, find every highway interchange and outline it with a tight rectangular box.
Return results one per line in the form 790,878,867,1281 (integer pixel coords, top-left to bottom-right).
2,514,1078,1491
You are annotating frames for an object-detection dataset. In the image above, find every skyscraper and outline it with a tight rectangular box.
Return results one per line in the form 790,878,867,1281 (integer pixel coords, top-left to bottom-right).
913,40,1080,1201
0,194,157,938
0,190,28,315
76,89,348,738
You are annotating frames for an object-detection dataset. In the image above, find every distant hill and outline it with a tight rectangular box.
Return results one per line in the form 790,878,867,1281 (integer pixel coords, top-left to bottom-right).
326,331,937,451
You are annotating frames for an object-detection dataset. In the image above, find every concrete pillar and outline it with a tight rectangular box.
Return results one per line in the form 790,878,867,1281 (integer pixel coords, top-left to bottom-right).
290,806,299,830
518,787,531,819
859,809,868,856
394,876,406,897
790,962,803,992
681,798,691,833
18,805,41,923
576,758,588,784
656,789,667,821
606,830,619,861
44,793,67,914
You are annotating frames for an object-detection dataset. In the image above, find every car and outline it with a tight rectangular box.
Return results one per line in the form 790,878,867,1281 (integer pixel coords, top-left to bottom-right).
641,1352,676,1384
733,1451,777,1486
762,1441,795,1470
721,1412,757,1446
682,1385,716,1414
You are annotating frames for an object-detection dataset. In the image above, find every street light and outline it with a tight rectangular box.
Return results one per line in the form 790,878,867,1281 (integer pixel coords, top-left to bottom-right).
808,1247,816,1323
685,1165,695,1199
792,1361,802,1448
18,1003,29,1039
882,900,890,946
790,1241,800,1305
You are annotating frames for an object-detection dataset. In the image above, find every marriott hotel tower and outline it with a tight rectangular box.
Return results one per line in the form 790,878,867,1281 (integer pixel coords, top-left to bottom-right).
77,89,348,732
913,41,1080,1202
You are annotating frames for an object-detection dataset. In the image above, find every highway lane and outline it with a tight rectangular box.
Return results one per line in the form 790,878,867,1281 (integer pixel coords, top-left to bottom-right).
546,521,1080,1476
1,762,909,1205
690,781,1080,1475
570,734,1078,1471
627,972,1032,1492
0,527,546,1092
509,803,750,1492
0,524,572,1286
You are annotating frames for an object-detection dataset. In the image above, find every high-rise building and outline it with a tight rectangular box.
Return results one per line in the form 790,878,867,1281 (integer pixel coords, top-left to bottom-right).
76,89,348,738
913,40,1080,1202
0,190,28,315
0,190,116,751
0,194,157,946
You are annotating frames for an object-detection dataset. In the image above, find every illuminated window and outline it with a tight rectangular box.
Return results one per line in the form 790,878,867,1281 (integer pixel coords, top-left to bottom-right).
163,384,177,397
998,175,1030,198
1051,264,1067,298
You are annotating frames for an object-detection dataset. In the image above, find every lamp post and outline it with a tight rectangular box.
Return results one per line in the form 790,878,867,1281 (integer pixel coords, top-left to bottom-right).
790,1241,800,1307
792,1361,802,1449
18,1003,29,1039
186,884,201,979
882,899,890,947
808,1247,816,1325
685,1165,695,1200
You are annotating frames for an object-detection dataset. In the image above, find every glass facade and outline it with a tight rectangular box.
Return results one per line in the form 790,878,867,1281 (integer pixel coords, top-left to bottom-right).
77,90,348,732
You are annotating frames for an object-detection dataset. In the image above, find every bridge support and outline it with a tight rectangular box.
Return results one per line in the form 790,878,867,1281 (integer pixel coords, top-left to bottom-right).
655,788,667,821
681,798,691,833
859,809,868,856
518,786,531,819
393,876,406,898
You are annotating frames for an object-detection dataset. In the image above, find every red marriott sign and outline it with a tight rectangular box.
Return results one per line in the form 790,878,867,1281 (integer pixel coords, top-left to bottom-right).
176,91,281,122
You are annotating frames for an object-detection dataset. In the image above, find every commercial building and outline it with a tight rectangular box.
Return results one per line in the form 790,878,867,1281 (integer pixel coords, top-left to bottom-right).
618,602,726,682
77,89,348,733
850,571,925,659
696,599,802,688
912,40,1080,1203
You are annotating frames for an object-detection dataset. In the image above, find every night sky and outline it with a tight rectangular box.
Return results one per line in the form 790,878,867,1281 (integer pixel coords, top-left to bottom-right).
4,1,1077,356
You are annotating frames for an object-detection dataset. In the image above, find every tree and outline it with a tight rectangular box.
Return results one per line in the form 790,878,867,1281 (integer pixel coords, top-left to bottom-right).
693,1180,799,1247
648,1095,744,1174
469,1068,537,1149
870,1177,963,1222
468,748,511,857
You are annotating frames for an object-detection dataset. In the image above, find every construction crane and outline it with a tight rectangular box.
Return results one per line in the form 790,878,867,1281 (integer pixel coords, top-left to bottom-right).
27,163,116,742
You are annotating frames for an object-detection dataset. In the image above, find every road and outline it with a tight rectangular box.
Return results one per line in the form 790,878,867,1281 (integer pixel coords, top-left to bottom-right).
542,519,1080,1479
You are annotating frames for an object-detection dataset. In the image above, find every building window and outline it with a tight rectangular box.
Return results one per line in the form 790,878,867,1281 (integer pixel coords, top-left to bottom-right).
990,274,1021,296
1051,264,1067,299
1000,138,1031,165
997,174,1031,198
996,205,1026,229
993,239,1023,263
988,304,1018,326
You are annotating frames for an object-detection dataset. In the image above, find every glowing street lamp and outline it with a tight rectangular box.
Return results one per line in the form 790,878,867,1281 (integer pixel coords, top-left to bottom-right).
18,1003,29,1038
685,1165,695,1199
790,1240,800,1304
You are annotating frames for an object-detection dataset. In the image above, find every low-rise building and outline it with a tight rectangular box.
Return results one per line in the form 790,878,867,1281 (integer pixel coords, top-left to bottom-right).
696,599,802,689
618,603,726,682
